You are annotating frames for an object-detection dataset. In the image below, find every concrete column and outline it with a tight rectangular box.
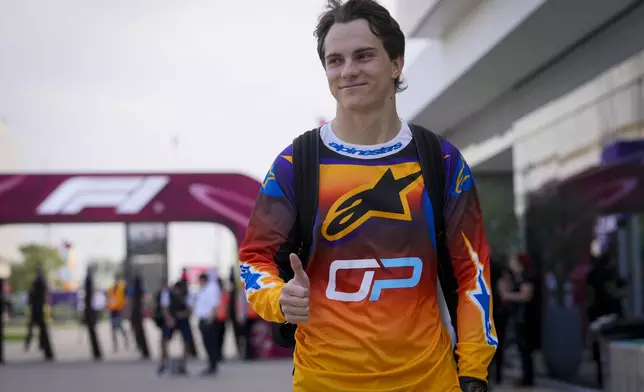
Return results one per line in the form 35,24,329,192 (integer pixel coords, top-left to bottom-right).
629,216,642,316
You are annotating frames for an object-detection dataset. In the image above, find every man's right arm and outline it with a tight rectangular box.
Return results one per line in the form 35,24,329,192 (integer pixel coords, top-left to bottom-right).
238,147,296,323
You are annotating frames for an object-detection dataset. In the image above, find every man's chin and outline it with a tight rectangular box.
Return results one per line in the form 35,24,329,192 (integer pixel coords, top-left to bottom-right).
339,97,373,112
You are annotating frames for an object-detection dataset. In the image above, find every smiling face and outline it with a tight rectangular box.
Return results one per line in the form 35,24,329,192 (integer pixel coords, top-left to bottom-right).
323,19,403,112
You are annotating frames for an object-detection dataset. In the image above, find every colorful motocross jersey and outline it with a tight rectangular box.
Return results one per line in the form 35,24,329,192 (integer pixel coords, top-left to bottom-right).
239,121,497,391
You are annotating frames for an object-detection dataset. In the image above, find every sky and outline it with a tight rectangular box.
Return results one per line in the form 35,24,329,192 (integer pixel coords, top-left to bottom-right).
0,0,404,283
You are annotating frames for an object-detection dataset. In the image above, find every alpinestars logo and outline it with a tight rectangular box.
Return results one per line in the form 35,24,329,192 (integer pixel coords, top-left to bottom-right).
37,176,169,215
328,141,403,156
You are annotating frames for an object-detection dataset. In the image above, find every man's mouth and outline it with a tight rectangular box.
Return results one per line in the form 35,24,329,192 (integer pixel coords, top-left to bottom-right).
340,83,367,89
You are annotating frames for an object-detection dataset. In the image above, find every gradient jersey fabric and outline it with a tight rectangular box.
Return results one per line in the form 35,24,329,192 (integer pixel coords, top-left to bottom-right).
239,121,497,391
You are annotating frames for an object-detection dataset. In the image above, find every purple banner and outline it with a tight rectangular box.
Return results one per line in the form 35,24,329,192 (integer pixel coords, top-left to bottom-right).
49,291,79,308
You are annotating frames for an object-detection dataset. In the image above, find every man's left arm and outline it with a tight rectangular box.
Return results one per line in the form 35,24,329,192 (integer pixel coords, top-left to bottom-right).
442,141,497,383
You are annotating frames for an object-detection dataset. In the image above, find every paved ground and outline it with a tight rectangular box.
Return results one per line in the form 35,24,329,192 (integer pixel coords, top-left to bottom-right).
1,358,296,392
0,359,562,392
3,320,239,362
1,321,560,392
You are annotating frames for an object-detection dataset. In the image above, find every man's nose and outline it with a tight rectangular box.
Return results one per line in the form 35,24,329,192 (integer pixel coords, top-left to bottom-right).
341,59,359,79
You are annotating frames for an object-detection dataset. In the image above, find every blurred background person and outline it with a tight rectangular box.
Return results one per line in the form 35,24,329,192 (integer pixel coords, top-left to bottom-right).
157,281,191,376
214,276,228,362
586,249,627,388
130,270,150,359
24,267,54,361
193,272,221,376
498,252,536,387
153,277,169,368
107,273,129,353
178,267,198,358
84,265,103,361
490,253,511,384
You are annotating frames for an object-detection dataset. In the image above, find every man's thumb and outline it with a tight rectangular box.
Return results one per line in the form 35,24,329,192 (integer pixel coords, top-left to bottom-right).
290,253,309,285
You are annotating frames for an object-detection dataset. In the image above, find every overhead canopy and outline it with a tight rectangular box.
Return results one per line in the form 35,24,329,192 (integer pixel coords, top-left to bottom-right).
559,152,644,214
0,173,261,244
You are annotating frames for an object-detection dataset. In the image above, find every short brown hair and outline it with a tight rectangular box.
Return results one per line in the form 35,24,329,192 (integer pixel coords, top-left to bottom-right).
314,0,407,93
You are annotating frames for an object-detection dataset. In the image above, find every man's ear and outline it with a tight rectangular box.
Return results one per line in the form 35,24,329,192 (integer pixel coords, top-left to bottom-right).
392,56,404,79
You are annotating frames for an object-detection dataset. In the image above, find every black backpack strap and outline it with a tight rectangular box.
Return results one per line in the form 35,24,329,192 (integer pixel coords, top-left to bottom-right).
271,128,320,349
409,124,459,335
292,128,321,267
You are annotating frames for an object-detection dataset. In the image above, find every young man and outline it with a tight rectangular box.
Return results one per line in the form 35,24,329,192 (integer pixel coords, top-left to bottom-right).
238,1,496,391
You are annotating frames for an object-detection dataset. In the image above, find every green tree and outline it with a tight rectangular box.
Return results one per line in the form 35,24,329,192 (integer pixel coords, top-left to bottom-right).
9,243,65,292
475,174,519,254
87,258,122,289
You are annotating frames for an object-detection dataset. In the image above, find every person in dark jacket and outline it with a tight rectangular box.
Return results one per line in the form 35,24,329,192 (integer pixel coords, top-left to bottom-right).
24,268,54,360
130,270,150,359
157,281,192,375
587,250,626,388
153,277,168,330
178,268,198,358
490,254,510,384
498,253,536,387
84,266,103,360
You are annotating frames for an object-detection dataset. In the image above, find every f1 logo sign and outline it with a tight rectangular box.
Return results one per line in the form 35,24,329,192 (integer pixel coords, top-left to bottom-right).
326,257,423,302
37,176,169,215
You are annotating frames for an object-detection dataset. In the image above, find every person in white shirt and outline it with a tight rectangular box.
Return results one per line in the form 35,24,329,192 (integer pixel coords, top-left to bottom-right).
193,273,221,376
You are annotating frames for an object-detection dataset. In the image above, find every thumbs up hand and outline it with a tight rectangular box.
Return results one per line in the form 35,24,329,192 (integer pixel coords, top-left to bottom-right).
279,253,310,324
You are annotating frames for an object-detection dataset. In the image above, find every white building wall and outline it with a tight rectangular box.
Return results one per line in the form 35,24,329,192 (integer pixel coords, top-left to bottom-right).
513,50,644,216
0,120,24,263
398,0,546,121
443,1,644,172
0,119,19,173
397,0,485,39
396,0,442,36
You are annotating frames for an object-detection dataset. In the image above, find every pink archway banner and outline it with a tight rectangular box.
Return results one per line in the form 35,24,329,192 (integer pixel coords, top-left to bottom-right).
0,173,261,244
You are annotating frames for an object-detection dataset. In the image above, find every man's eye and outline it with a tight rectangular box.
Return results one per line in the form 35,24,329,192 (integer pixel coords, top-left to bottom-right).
358,53,373,60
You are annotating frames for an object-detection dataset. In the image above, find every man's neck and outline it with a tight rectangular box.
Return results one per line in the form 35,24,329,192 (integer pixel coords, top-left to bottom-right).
332,101,401,145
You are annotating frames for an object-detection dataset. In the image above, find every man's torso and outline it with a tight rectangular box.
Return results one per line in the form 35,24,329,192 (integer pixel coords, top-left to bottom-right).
293,123,458,391
169,291,189,319
108,282,126,311
194,284,219,320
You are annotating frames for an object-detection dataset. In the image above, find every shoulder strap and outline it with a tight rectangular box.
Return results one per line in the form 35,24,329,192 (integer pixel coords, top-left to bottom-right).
292,127,321,269
271,128,320,349
409,124,459,333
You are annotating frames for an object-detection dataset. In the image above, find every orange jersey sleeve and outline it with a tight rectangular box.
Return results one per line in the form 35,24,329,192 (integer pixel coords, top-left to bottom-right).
238,146,296,323
443,141,497,381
